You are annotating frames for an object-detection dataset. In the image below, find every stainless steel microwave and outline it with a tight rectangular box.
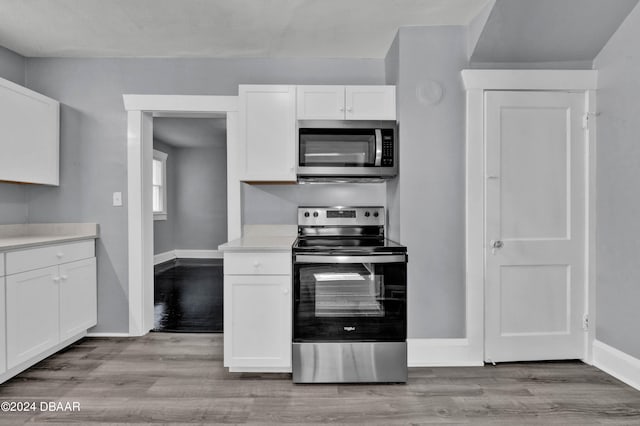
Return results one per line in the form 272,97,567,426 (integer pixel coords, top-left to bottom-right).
297,120,397,181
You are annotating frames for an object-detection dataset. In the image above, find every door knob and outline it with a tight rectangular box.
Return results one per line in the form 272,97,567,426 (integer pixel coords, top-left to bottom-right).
490,240,503,255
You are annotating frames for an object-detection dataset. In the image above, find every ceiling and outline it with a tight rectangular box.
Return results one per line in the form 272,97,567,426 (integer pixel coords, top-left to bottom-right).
0,0,490,59
153,118,227,149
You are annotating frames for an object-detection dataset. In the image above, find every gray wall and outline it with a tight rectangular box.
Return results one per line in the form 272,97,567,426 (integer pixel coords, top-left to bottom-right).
387,26,468,339
0,46,28,224
173,144,227,250
152,140,176,255
153,137,227,255
22,57,385,333
0,45,25,85
384,34,401,243
242,183,387,225
593,3,640,358
470,0,638,67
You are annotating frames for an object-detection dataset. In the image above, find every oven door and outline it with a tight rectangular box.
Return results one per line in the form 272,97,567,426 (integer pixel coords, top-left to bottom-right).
293,253,406,342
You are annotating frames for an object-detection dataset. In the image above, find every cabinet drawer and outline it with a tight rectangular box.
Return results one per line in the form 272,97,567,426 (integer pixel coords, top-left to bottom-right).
0,253,4,276
224,252,291,275
6,239,95,275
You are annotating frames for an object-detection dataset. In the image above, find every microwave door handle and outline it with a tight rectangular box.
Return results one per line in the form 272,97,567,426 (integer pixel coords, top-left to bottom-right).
374,129,382,166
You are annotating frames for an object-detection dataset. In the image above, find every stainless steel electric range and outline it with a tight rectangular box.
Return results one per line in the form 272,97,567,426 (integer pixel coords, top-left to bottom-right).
292,206,407,383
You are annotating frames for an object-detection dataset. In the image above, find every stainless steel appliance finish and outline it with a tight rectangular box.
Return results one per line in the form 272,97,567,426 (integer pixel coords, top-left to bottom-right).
292,206,407,384
292,342,407,383
298,206,385,228
297,120,397,180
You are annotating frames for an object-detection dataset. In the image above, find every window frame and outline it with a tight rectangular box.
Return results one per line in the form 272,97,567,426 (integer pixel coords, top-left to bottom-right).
152,149,168,221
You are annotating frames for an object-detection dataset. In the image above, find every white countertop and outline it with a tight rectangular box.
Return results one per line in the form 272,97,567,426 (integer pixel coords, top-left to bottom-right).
218,235,295,252
0,223,99,251
219,224,296,252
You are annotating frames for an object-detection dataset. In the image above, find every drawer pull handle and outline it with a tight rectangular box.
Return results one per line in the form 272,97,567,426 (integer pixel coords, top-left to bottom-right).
56,252,64,258
283,288,289,295
53,277,60,283
253,262,261,268
61,275,68,280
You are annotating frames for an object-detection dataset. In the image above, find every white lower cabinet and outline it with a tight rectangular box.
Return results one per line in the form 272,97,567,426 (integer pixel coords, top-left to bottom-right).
59,257,97,341
1,239,97,381
223,251,292,372
6,266,60,369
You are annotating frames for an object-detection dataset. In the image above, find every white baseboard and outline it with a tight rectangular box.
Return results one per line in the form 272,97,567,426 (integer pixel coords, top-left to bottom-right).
408,338,484,367
86,332,132,337
592,339,640,391
154,249,223,265
174,249,223,259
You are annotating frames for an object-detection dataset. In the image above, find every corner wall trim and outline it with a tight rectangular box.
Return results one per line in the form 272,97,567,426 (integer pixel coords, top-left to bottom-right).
154,250,176,265
592,340,640,391
408,338,484,367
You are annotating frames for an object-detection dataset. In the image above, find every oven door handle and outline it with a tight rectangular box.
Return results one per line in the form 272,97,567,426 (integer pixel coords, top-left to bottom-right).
295,254,405,264
374,129,382,166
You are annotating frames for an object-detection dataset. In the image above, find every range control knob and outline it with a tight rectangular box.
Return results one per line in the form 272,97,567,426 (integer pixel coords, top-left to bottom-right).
364,211,370,217
313,211,319,218
304,212,310,218
373,212,379,218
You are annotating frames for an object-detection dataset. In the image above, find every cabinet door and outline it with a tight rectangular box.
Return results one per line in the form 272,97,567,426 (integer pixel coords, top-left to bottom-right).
297,85,345,120
345,85,396,120
0,276,6,374
6,266,59,369
59,257,97,341
239,85,297,182
224,275,292,370
0,77,59,185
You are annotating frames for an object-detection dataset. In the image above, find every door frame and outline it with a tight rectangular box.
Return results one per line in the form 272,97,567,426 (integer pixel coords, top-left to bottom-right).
123,95,241,336
461,70,598,364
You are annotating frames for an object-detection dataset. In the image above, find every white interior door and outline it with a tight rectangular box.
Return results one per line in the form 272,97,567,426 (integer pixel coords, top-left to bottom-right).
484,91,586,363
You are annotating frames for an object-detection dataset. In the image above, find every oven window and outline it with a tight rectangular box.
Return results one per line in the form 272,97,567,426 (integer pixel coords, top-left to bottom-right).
299,130,376,167
313,265,384,317
294,261,406,342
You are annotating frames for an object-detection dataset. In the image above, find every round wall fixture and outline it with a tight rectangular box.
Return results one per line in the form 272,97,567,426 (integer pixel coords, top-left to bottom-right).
416,80,444,105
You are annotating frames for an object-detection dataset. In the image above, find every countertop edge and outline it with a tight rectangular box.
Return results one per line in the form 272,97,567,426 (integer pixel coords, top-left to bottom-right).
0,234,98,252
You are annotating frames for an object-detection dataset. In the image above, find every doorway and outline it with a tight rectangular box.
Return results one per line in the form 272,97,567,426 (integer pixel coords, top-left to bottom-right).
123,95,240,336
462,69,597,366
152,117,227,332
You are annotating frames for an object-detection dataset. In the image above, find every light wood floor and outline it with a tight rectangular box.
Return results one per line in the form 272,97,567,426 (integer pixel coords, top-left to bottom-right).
0,333,639,425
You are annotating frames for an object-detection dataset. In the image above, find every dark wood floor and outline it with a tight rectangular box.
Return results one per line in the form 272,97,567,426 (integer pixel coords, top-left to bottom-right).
154,258,223,332
1,333,639,425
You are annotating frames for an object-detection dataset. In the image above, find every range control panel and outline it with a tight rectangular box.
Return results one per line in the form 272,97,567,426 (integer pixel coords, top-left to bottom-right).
298,206,385,227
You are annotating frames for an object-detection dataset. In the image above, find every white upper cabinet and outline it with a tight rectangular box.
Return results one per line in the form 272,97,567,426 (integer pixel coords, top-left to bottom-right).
239,85,297,182
296,85,345,120
0,76,59,185
346,86,396,120
297,85,396,120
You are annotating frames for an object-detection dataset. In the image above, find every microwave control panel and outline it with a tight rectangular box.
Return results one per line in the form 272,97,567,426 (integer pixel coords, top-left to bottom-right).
382,130,394,167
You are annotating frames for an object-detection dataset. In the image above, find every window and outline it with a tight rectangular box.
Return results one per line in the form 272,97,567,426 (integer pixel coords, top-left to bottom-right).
153,150,168,220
